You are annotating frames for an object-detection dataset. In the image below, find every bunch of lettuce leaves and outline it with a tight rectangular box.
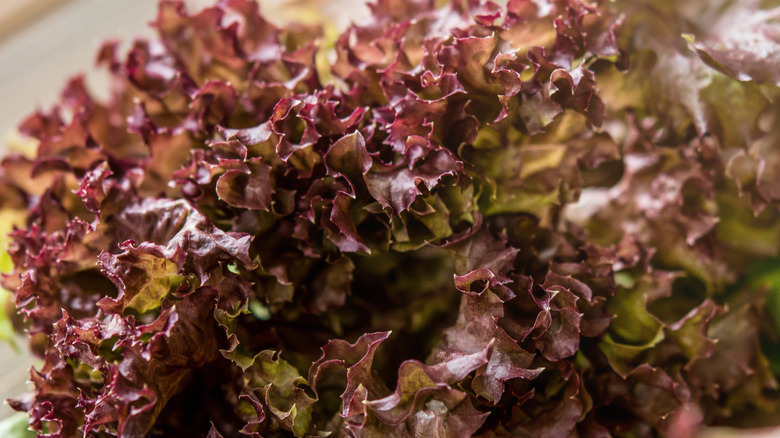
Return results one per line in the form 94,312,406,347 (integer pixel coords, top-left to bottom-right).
2,0,780,436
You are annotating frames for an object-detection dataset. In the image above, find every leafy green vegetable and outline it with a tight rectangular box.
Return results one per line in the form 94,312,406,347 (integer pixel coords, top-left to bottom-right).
2,0,780,436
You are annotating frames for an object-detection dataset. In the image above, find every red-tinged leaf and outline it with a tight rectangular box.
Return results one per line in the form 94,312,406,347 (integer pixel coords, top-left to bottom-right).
309,331,392,420
325,131,372,177
216,157,274,210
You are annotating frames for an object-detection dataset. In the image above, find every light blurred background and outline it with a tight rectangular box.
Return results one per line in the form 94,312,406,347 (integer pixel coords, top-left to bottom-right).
0,0,371,142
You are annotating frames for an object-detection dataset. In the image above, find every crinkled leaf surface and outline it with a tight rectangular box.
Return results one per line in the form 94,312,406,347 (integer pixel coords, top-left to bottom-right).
1,0,780,437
